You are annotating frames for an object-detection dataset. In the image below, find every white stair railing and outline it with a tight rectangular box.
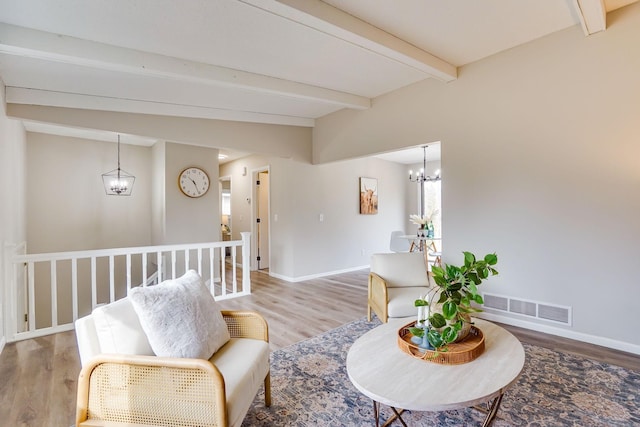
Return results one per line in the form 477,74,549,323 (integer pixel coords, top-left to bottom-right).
3,232,251,342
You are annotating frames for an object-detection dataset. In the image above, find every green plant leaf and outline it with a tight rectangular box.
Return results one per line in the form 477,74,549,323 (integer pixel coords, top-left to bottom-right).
474,294,484,304
431,265,444,277
441,326,458,343
484,253,498,265
442,301,458,319
468,273,481,285
437,292,448,304
468,281,478,294
448,282,462,292
463,251,475,267
414,299,428,307
429,313,446,328
479,267,489,279
409,327,424,337
427,329,444,348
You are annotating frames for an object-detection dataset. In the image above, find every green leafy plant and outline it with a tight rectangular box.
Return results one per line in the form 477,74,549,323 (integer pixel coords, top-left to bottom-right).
409,251,499,350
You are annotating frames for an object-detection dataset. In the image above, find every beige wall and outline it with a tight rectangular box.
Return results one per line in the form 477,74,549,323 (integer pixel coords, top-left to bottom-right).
26,133,152,252
221,154,408,280
313,4,640,351
0,79,27,347
162,142,220,244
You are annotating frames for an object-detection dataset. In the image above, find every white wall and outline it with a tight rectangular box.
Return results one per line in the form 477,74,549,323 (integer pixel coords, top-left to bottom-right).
0,79,27,351
221,155,408,280
312,4,640,352
26,133,152,252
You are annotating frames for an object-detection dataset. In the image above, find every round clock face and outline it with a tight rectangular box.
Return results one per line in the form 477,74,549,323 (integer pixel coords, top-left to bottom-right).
179,167,210,198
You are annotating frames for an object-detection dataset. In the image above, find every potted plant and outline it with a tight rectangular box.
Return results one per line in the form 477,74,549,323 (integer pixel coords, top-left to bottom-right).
410,251,499,350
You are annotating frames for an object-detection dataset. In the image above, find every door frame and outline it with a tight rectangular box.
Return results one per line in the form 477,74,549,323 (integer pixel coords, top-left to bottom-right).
251,166,270,271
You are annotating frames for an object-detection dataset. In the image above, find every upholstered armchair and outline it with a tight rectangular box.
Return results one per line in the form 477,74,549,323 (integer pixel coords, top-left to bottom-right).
75,271,270,427
368,252,432,323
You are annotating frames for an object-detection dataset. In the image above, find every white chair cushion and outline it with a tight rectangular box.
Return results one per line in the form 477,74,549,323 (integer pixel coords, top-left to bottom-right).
91,297,155,357
370,252,430,288
129,270,231,359
75,314,103,366
210,338,270,427
387,286,431,318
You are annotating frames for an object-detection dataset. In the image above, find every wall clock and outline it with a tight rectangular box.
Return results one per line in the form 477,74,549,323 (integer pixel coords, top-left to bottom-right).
179,167,210,198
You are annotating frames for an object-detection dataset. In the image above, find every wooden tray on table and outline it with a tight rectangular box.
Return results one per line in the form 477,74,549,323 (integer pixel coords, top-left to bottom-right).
397,321,485,365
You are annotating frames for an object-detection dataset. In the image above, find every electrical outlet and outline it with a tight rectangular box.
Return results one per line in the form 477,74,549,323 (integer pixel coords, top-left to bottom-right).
319,213,324,222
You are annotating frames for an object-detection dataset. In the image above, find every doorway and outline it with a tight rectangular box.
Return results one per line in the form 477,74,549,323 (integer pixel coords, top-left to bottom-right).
219,176,232,256
253,167,270,271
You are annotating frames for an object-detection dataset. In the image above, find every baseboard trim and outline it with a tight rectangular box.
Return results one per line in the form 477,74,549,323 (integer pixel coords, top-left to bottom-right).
477,312,640,356
269,265,369,283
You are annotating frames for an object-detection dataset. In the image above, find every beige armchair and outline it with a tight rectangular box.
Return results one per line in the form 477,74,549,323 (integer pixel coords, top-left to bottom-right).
368,252,432,323
75,309,270,427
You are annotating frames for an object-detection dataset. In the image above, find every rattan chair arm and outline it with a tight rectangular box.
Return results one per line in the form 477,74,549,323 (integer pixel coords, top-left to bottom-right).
368,273,389,301
76,354,226,427
221,310,269,342
368,273,389,322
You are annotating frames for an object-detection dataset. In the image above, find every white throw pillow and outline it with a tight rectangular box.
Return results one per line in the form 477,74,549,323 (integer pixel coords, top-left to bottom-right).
92,297,155,356
128,270,231,359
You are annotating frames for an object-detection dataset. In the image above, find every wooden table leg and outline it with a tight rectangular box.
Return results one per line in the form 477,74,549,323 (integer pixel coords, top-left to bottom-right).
473,392,504,427
372,400,407,427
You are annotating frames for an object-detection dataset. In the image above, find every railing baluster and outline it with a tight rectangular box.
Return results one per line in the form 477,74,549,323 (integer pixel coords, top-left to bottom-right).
142,252,148,286
171,250,176,279
197,248,203,276
126,253,132,291
109,255,115,303
230,244,237,293
157,251,163,283
71,258,78,321
209,246,216,298
91,256,97,309
231,246,238,294
221,246,226,295
28,262,35,332
50,261,58,327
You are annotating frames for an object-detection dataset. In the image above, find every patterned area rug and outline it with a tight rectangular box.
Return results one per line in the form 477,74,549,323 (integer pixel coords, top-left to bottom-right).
242,318,640,426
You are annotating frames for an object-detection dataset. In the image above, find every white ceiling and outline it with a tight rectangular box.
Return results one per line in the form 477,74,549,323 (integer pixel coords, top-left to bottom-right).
0,0,637,163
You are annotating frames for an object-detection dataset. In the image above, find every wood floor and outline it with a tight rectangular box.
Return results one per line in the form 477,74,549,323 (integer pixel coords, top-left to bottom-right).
1,268,638,426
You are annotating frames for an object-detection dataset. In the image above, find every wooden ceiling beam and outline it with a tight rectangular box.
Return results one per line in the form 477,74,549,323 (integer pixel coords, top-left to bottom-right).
574,0,607,35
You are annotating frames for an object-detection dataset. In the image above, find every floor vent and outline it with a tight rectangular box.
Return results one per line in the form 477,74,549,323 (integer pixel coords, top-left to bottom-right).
482,293,571,326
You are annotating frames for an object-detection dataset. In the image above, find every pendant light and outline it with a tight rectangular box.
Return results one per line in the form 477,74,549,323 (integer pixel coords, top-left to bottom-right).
102,134,135,196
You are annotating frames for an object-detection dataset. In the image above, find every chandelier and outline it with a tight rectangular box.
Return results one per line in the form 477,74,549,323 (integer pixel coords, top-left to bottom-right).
102,134,135,196
409,145,441,217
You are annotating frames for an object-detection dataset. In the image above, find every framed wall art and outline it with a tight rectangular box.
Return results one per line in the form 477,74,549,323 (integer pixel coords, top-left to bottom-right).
359,177,378,215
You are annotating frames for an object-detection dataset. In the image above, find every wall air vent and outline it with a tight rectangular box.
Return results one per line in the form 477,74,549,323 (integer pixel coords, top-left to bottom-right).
483,294,508,311
509,299,536,317
538,304,571,324
482,293,572,326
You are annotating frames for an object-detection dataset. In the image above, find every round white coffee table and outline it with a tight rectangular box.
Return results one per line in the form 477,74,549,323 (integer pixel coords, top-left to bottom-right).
347,318,525,426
